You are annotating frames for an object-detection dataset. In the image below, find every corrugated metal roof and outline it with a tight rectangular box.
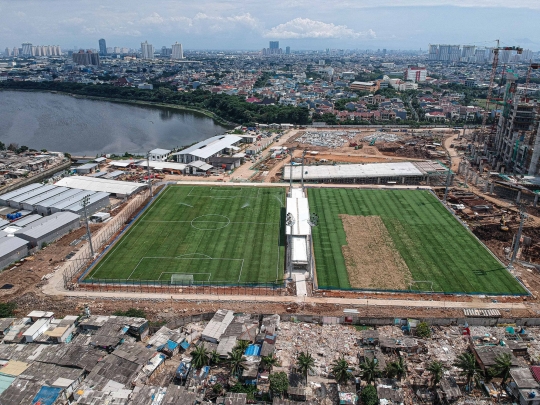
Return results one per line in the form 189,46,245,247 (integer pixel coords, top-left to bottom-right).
0,184,42,202
174,135,242,159
47,190,95,211
20,187,69,206
15,212,80,239
136,161,187,171
283,162,426,181
63,192,109,213
8,185,57,204
149,148,171,155
0,236,29,256
11,214,43,228
0,374,15,395
35,189,89,209
76,163,98,170
286,193,311,236
55,176,143,196
463,309,501,317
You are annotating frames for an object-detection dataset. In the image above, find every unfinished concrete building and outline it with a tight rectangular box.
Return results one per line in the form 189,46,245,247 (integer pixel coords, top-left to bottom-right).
490,71,540,175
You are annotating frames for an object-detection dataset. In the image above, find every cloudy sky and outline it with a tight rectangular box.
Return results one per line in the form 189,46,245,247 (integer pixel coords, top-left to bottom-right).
1,0,539,51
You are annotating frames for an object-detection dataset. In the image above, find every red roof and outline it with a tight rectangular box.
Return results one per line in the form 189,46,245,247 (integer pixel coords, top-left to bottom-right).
531,366,540,383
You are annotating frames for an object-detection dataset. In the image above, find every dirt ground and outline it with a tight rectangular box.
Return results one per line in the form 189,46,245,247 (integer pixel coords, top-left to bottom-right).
340,215,413,289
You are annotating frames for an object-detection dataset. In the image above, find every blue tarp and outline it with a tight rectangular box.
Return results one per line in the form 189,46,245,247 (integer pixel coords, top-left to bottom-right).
32,386,62,405
245,344,261,356
180,340,190,350
167,340,179,350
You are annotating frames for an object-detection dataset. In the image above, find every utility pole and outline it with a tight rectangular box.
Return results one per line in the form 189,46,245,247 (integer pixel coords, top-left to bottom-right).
147,151,153,197
81,195,94,257
300,149,307,193
508,207,527,269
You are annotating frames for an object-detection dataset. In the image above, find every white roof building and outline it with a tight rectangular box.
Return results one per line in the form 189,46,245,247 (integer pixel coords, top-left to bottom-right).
55,176,144,197
172,135,242,163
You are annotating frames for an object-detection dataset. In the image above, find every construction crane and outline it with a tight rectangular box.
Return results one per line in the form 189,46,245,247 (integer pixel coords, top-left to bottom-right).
480,40,523,142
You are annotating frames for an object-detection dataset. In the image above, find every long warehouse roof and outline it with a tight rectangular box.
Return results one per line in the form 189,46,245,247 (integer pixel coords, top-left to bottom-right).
173,135,242,159
63,192,109,212
0,235,28,255
15,212,79,239
283,162,432,181
286,189,311,236
0,183,43,201
8,185,58,204
55,176,143,196
20,187,70,206
48,190,96,210
35,189,91,209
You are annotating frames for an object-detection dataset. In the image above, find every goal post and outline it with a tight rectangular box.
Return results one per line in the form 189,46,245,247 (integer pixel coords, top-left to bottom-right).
171,274,194,285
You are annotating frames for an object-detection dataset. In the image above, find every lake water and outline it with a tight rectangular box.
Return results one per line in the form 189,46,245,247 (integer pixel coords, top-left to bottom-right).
0,91,228,156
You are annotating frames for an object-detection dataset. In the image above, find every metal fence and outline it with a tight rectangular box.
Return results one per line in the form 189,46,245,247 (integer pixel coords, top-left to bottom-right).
73,278,285,296
63,189,151,288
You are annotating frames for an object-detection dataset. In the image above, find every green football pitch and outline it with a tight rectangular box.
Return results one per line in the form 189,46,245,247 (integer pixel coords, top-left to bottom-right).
308,188,527,295
87,186,285,284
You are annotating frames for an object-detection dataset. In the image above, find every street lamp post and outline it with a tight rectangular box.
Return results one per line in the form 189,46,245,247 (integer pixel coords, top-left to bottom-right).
508,208,527,269
81,195,94,257
285,213,296,276
288,148,295,193
301,149,307,192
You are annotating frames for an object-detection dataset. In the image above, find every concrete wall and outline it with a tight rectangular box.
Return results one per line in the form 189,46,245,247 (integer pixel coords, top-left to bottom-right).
0,244,28,270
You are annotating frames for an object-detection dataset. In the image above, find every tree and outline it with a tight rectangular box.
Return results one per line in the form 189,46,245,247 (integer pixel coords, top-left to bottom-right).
0,303,16,318
209,350,221,366
228,349,246,377
386,357,406,380
416,322,431,338
191,343,210,369
360,385,378,405
0,141,5,150
493,353,513,386
427,361,444,387
261,354,279,371
360,358,380,385
269,371,289,397
234,340,250,355
7,143,18,152
331,356,353,384
453,352,481,392
296,351,315,384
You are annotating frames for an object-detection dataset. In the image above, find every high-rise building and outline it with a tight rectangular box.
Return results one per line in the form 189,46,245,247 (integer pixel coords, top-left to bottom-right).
171,42,183,59
161,46,172,57
21,43,32,56
404,66,427,82
72,50,100,66
269,41,279,49
141,41,154,59
428,44,438,60
12,47,19,57
4,48,10,57
99,39,107,55
285,46,290,55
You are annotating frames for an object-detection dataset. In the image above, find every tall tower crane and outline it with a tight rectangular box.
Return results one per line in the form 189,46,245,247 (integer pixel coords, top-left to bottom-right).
480,40,523,144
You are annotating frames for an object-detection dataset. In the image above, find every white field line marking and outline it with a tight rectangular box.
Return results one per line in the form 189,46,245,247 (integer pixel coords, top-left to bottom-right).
176,253,212,259
237,259,245,283
93,186,171,275
178,202,193,207
143,220,279,224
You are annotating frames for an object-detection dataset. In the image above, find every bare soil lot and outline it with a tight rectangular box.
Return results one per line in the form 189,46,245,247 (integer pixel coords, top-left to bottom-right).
340,215,413,290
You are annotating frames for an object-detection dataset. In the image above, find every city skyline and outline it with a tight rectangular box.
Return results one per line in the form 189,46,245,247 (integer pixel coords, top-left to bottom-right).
0,0,539,51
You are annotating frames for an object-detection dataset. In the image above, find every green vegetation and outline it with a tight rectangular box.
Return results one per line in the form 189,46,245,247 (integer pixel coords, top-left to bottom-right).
454,352,481,391
0,81,310,126
88,186,285,284
254,71,274,88
331,356,354,384
360,385,378,405
360,358,380,384
427,361,444,387
308,188,526,294
296,352,315,384
269,372,289,397
415,322,432,338
113,308,146,318
0,302,16,318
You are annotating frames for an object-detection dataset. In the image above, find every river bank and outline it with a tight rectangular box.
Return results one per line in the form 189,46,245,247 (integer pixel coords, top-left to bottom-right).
0,88,236,128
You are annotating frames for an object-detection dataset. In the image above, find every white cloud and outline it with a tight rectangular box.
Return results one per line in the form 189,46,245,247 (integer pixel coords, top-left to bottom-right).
264,18,375,39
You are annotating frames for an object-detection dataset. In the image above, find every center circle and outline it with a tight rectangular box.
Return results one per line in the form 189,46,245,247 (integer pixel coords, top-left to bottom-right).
191,214,231,230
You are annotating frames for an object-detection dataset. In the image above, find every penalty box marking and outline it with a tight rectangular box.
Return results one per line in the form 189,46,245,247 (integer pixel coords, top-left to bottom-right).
127,256,245,282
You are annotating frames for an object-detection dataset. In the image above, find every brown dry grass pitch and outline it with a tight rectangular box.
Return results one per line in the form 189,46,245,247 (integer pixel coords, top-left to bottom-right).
340,215,413,290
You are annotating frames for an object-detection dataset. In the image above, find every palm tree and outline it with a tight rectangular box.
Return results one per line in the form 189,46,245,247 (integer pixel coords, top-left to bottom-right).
234,340,250,355
493,353,513,386
386,357,406,380
360,358,380,385
331,356,353,384
427,361,443,388
228,349,246,377
296,351,315,384
191,343,209,369
209,350,221,366
261,354,279,371
453,352,481,392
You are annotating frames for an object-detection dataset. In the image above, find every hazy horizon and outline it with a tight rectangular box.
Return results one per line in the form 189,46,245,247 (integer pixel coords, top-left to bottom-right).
1,0,539,52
